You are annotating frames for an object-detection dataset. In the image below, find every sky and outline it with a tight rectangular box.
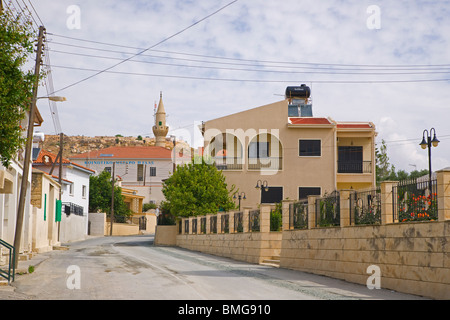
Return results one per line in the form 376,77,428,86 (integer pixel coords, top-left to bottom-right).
6,0,450,173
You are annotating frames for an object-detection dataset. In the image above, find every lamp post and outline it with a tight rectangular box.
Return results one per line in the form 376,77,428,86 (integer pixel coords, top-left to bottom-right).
419,128,439,192
255,180,269,192
233,192,246,211
14,83,66,268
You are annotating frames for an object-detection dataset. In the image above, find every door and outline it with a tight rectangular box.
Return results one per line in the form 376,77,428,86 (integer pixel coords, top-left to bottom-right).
338,146,363,173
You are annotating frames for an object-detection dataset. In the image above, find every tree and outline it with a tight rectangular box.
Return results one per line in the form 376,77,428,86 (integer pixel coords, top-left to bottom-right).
375,139,395,184
162,158,236,217
89,170,131,220
376,139,429,182
0,8,41,167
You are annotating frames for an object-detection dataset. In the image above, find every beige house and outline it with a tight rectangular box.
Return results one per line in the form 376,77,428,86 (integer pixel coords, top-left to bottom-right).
30,168,62,253
202,85,377,208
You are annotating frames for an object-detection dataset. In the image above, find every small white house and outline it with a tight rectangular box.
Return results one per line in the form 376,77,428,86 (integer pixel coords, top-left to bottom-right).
33,149,95,242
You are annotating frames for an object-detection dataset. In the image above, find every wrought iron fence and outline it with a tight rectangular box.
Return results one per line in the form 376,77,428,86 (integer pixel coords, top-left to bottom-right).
130,216,147,230
289,200,308,229
249,209,260,232
393,178,438,222
350,188,381,225
234,211,243,232
210,216,217,234
184,219,189,234
221,214,229,233
315,191,340,227
192,218,197,234
200,217,206,234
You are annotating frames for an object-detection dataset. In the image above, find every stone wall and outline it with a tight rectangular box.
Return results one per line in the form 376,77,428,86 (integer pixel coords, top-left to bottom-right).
281,221,450,299
165,169,450,299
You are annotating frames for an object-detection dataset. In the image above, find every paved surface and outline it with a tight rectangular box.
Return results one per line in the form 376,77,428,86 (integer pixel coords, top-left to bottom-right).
0,235,427,300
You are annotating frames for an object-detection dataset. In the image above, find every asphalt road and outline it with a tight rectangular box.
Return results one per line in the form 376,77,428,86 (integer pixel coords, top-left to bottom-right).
1,235,427,301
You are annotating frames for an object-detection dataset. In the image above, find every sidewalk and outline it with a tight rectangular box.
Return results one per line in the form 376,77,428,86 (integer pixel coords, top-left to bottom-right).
0,247,61,300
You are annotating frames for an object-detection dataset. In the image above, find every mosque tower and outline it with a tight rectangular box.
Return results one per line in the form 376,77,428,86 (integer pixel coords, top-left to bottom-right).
152,92,169,147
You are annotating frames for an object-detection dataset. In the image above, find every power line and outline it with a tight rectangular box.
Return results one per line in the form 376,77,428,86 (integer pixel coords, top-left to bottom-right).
45,64,450,84
26,0,44,26
47,32,450,70
46,48,450,76
49,0,239,95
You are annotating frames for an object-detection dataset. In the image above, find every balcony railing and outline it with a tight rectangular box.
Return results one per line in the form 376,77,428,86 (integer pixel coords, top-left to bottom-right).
213,157,243,170
337,161,372,174
248,157,283,171
62,202,84,216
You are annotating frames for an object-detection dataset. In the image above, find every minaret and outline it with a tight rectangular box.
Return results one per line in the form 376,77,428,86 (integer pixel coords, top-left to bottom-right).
152,92,169,147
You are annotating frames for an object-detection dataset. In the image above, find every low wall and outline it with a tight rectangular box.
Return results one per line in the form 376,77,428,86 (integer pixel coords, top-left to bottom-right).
105,222,140,236
177,231,282,264
281,221,450,300
154,225,177,246
88,212,106,236
60,213,88,243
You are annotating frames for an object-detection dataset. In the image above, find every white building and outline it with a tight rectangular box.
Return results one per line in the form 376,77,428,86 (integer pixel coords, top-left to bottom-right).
33,149,95,242
70,146,175,206
1,107,44,256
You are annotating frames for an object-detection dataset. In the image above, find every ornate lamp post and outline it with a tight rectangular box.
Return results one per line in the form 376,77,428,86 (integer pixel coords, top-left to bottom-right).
255,180,269,192
233,192,246,211
419,128,439,192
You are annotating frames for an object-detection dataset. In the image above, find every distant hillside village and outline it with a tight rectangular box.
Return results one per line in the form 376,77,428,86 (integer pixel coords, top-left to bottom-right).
41,134,189,159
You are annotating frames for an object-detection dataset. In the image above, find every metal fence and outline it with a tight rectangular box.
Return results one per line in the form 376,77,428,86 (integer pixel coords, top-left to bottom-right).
200,217,206,234
221,214,229,233
393,178,438,222
289,200,308,229
184,219,189,234
249,209,260,232
234,211,243,232
192,218,197,234
350,187,381,225
210,215,217,234
315,191,340,227
0,239,15,283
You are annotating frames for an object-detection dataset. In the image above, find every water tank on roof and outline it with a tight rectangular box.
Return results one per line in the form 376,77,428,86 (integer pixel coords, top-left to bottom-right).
285,84,311,99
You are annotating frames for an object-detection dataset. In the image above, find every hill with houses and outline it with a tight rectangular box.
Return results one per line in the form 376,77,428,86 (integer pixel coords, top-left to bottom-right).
41,135,186,159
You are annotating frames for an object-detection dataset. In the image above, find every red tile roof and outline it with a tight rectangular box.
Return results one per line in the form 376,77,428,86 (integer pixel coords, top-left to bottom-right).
69,146,172,160
288,118,374,130
336,123,373,129
34,149,70,164
288,117,332,125
34,149,95,173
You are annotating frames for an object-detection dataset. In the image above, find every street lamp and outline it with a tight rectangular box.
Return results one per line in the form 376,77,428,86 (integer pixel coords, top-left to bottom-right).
255,180,269,192
37,96,67,102
420,128,439,192
233,192,246,211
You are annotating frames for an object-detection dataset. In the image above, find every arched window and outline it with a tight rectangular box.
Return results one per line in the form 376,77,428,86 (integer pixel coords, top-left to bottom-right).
208,133,243,170
248,133,283,171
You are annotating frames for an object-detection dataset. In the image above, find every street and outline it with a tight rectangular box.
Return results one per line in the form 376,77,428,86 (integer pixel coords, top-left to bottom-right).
1,235,426,301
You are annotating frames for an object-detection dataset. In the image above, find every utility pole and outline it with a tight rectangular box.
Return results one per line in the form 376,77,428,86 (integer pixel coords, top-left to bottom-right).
110,162,115,236
14,25,46,268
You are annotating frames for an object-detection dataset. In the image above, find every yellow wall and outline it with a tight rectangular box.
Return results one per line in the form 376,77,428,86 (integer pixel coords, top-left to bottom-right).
203,99,376,206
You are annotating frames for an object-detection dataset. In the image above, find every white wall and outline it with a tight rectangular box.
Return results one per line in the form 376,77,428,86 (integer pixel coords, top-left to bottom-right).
59,213,88,243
